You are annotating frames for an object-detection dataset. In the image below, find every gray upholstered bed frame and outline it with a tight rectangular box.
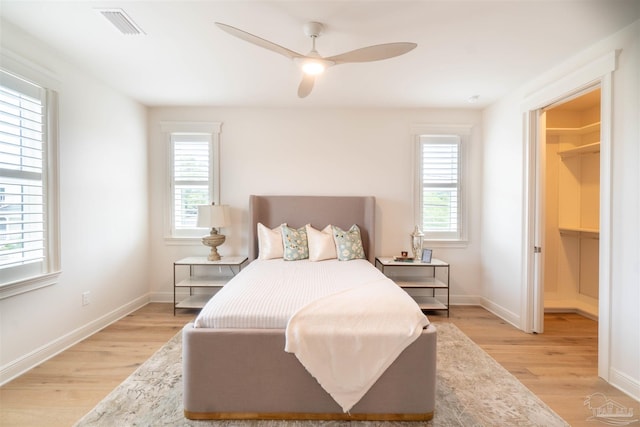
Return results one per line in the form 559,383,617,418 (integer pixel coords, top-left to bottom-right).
247,195,377,263
182,195,437,421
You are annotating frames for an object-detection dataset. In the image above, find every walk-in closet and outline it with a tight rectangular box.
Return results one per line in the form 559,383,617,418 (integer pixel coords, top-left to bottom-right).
543,88,601,318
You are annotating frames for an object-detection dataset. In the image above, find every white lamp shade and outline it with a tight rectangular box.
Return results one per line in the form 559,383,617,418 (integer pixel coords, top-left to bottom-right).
197,204,230,228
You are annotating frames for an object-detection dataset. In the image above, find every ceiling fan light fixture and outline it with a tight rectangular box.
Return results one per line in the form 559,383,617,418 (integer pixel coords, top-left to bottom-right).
302,60,325,75
296,56,335,75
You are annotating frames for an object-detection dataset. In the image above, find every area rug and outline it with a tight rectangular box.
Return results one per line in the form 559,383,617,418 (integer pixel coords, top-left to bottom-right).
74,323,568,426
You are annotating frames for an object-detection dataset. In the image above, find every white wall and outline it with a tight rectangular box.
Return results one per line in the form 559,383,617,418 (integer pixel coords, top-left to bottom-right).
608,21,640,400
479,96,525,325
481,20,640,399
147,107,483,306
0,22,149,384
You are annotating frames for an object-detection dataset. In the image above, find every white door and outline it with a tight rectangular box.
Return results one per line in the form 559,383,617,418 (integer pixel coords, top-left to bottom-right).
532,109,546,333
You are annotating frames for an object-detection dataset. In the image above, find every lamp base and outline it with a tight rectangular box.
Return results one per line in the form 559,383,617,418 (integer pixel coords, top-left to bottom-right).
202,231,226,261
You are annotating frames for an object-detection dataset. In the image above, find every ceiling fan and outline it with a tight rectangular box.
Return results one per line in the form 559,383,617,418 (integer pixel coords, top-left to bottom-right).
215,22,417,98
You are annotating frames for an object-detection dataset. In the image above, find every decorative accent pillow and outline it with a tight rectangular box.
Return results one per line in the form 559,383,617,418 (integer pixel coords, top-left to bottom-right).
281,225,309,261
332,224,366,261
306,224,337,262
257,223,284,260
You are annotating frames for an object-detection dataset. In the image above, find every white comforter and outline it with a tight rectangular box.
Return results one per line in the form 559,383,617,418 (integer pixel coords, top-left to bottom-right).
193,258,429,412
194,259,390,329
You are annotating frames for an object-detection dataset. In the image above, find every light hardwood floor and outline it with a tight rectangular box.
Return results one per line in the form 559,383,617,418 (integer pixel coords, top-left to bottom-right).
1,304,638,426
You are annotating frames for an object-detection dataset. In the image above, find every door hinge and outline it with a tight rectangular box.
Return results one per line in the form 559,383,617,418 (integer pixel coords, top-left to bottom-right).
534,246,542,253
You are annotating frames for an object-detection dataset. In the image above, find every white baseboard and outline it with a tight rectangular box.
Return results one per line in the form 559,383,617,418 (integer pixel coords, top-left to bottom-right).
0,294,150,386
609,367,640,402
478,297,522,330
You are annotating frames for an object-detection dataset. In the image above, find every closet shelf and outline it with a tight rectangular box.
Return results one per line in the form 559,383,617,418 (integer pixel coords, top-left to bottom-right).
558,142,600,157
559,226,599,234
547,121,600,136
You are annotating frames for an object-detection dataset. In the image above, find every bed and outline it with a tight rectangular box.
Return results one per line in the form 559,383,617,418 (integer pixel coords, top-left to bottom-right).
182,195,437,421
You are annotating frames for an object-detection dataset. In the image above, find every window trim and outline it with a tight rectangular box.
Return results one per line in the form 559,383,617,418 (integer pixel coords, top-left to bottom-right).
161,121,221,243
0,67,61,300
412,124,471,247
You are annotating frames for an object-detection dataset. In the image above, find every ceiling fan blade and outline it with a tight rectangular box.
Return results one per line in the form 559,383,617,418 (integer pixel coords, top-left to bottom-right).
326,42,417,64
298,74,315,98
216,22,303,60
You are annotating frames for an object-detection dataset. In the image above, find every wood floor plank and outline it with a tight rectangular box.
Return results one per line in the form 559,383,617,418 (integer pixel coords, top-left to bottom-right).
1,304,638,427
0,304,196,427
429,306,639,427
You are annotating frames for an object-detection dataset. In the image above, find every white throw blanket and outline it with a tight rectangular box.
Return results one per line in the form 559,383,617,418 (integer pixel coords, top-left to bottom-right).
284,277,428,412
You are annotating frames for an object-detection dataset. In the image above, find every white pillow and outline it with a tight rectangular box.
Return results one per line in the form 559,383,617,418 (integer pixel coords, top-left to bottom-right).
305,224,337,261
257,223,284,260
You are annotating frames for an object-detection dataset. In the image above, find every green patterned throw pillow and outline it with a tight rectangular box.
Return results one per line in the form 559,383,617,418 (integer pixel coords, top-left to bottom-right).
281,225,309,261
332,224,365,261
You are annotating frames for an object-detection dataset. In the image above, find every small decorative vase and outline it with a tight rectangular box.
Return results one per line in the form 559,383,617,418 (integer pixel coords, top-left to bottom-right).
411,225,424,260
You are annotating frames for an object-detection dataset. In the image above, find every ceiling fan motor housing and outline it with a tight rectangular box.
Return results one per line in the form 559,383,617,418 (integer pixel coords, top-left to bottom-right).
303,22,324,38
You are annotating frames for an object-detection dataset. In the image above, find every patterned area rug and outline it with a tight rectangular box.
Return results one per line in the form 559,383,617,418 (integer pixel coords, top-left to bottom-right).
74,323,568,426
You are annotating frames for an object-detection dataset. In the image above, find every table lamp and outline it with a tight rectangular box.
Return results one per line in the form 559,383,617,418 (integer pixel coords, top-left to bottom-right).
197,203,230,261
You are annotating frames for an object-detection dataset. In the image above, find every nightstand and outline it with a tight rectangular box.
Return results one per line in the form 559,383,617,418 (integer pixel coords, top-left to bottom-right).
375,256,450,317
173,256,248,315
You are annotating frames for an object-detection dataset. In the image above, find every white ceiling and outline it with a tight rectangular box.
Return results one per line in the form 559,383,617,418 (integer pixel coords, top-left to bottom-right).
1,1,638,108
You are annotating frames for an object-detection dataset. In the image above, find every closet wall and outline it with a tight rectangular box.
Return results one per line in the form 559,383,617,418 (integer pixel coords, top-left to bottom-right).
544,89,600,318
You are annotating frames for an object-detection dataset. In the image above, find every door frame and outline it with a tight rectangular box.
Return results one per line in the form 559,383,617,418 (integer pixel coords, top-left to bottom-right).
521,51,616,380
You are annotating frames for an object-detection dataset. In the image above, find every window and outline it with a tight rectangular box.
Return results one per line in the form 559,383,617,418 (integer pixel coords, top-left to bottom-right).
0,69,59,294
414,125,470,243
162,122,221,239
172,133,211,233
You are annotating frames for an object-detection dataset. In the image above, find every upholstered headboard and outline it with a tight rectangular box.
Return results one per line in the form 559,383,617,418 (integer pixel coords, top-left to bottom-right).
248,195,376,263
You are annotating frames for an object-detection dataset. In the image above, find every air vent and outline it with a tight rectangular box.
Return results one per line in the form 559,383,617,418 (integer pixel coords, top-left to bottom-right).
97,8,145,35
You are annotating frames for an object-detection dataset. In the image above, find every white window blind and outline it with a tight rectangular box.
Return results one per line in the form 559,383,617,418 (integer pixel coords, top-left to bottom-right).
171,133,211,233
418,135,461,240
0,70,46,273
162,121,220,241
